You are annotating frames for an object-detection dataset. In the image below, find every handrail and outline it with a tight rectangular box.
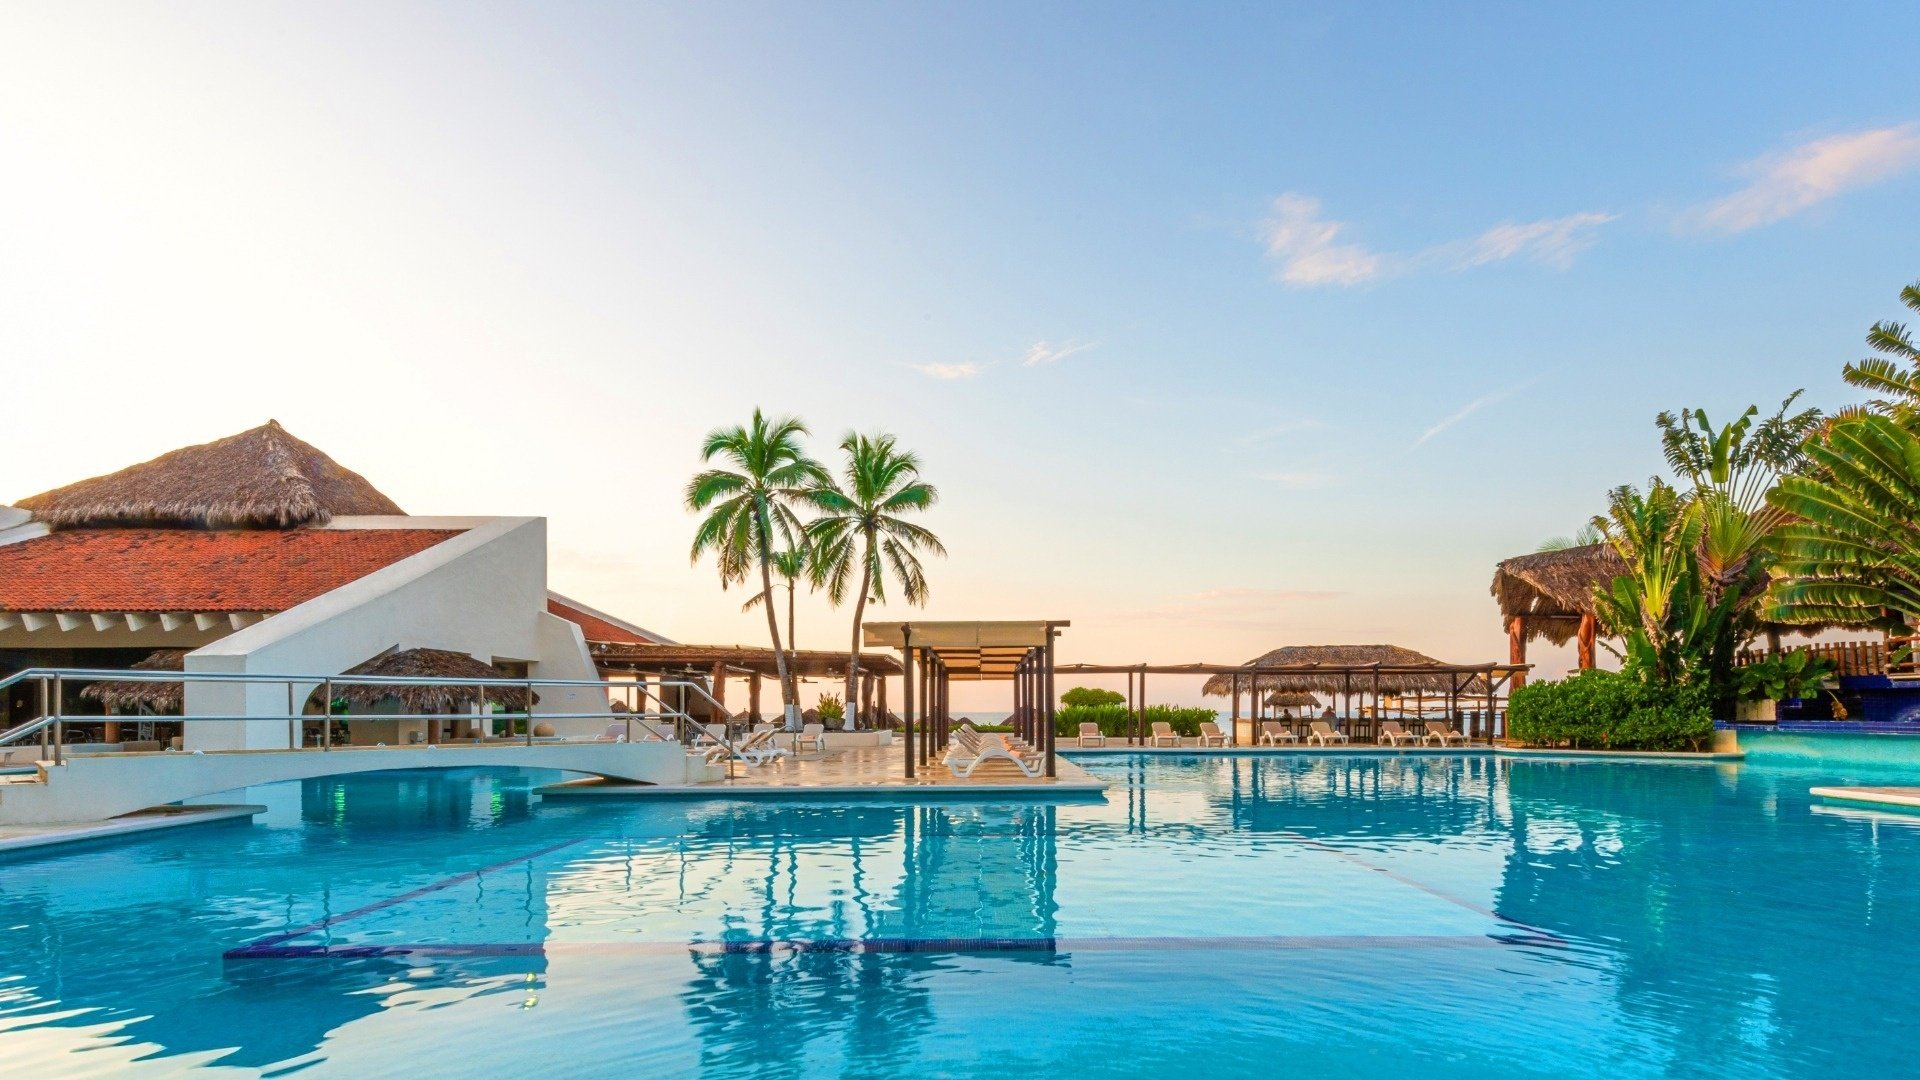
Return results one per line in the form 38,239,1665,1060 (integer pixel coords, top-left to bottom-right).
0,668,760,774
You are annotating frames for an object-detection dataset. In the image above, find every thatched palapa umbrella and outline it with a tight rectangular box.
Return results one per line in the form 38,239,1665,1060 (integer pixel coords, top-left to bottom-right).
1263,690,1320,711
319,648,536,713
16,419,403,530
1489,543,1622,673
81,649,188,714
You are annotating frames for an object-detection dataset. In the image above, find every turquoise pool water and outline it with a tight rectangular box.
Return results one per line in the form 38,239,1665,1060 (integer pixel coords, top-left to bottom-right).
3,750,1918,1077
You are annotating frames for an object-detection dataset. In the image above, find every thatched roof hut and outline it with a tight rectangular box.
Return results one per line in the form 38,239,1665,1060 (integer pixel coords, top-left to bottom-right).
1489,543,1623,645
17,420,403,530
1203,645,1462,695
80,649,187,714
321,648,535,713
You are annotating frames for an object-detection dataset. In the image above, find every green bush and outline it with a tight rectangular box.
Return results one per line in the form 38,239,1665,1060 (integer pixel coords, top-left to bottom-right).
1054,704,1216,738
1060,687,1125,708
1506,670,1713,751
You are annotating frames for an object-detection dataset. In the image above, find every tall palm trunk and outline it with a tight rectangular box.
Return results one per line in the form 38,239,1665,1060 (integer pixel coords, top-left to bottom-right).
843,533,874,732
755,503,798,728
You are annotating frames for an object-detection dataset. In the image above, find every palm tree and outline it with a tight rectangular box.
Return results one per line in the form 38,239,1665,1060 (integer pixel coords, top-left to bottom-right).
743,544,809,660
1767,413,1920,630
686,410,827,728
805,433,944,730
1840,281,1920,419
1535,524,1602,552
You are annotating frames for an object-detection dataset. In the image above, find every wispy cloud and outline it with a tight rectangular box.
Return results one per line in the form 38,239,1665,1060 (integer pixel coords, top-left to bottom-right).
1689,125,1920,234
1234,420,1326,448
1459,212,1618,269
1261,194,1385,286
1022,340,1097,366
1260,194,1615,288
1257,470,1338,489
1413,383,1529,446
916,361,983,380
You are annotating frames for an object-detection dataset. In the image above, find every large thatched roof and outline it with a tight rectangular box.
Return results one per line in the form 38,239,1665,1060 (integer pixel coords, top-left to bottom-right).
1489,543,1625,645
322,648,535,713
17,420,403,530
1203,645,1463,695
81,649,187,714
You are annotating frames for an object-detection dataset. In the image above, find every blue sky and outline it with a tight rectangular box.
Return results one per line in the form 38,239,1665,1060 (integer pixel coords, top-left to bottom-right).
2,3,1916,705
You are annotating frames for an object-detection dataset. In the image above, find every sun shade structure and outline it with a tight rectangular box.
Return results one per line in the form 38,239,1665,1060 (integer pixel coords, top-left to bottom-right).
16,420,404,530
80,649,188,714
1263,691,1321,709
863,620,1070,781
1200,644,1463,696
321,648,535,713
1489,543,1622,677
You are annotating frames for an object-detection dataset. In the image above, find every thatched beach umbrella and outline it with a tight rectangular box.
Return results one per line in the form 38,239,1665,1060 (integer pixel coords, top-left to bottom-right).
320,648,535,713
1263,690,1320,710
16,419,403,530
81,649,187,714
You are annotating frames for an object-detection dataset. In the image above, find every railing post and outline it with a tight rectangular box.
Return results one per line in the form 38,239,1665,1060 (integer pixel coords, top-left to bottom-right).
322,678,333,751
37,676,49,759
51,673,62,766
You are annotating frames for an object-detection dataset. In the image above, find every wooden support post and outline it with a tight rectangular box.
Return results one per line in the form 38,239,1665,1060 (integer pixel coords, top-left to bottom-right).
901,629,915,780
1509,616,1528,690
710,663,727,720
1231,674,1241,722
1045,627,1058,778
1577,613,1597,671
749,673,761,723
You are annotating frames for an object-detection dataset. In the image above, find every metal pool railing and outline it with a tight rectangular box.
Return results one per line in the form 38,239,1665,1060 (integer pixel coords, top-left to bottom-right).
0,667,755,771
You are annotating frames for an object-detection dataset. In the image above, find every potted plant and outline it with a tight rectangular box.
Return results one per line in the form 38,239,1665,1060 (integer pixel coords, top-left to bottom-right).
1734,652,1836,721
817,693,847,731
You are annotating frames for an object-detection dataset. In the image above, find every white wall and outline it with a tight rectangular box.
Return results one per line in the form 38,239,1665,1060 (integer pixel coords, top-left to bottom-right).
183,517,603,749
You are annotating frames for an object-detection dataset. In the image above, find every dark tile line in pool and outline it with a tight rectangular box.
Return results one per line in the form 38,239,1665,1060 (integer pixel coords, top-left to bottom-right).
230,835,589,953
1277,830,1567,946
224,933,1535,962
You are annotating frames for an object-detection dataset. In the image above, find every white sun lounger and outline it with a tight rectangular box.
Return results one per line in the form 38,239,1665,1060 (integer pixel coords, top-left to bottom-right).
1197,722,1229,747
1424,721,1469,746
1077,722,1105,747
1378,721,1424,746
794,722,827,753
1149,721,1181,747
1306,720,1348,745
1259,721,1298,745
944,734,1045,779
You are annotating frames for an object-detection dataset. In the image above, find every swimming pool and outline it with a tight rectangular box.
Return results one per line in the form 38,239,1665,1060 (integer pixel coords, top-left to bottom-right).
2,750,1915,1077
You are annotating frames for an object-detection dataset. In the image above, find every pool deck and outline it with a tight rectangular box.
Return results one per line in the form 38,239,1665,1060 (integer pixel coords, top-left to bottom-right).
1810,785,1920,811
541,744,1109,800
0,803,264,856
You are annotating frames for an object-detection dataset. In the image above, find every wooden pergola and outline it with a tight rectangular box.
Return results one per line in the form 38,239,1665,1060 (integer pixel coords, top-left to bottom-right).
586,641,902,724
1056,660,1528,745
863,620,1068,780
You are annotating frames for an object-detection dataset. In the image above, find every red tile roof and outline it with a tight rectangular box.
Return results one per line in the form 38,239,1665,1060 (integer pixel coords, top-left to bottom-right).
0,528,462,613
547,596,664,645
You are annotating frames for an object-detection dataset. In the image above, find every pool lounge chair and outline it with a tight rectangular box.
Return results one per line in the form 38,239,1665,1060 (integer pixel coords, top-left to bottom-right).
705,727,789,767
1258,721,1298,745
595,723,627,743
1149,721,1181,747
1377,721,1424,746
794,723,827,753
1424,721,1468,746
1306,720,1348,746
945,733,1045,779
1077,722,1105,747
1197,722,1229,747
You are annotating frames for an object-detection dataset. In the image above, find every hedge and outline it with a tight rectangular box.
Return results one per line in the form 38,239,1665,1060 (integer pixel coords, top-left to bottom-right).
1505,670,1713,752
1053,704,1217,738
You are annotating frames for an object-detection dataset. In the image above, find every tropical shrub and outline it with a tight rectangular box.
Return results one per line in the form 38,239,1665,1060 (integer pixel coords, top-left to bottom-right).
1506,670,1713,751
1054,704,1216,738
816,693,845,722
1060,687,1124,708
1733,652,1835,703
